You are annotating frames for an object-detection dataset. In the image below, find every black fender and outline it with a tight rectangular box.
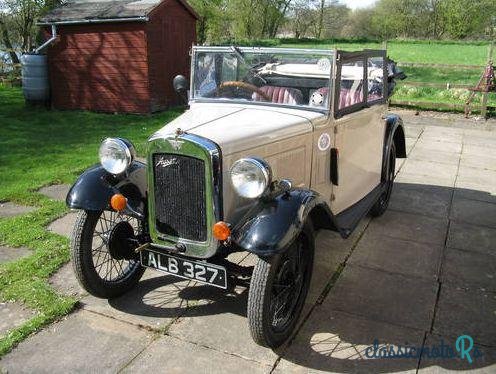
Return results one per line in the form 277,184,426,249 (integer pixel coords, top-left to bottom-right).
231,189,338,257
66,161,147,213
382,114,407,180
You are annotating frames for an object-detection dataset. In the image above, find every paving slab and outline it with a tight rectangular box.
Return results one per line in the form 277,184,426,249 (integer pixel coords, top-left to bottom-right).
460,154,496,172
389,182,452,219
47,211,79,238
441,248,496,291
38,184,71,202
349,232,442,281
123,335,270,373
450,197,496,228
400,160,458,181
433,285,496,347
404,125,424,139
447,222,496,255
463,144,494,158
408,148,460,166
308,218,370,302
323,265,438,331
167,284,279,366
366,209,448,247
276,309,423,373
0,302,35,338
49,262,87,297
0,245,31,264
81,270,201,330
0,310,153,374
415,140,462,154
418,334,496,373
395,172,455,188
0,202,36,218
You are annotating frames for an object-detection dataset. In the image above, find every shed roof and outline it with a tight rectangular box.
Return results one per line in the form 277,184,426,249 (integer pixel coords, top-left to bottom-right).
38,0,198,25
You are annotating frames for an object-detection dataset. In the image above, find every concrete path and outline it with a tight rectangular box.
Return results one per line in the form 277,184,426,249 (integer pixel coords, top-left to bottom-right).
2,111,496,373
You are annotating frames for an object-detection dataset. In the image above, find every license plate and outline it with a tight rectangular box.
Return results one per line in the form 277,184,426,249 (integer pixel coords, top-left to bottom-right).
140,248,227,289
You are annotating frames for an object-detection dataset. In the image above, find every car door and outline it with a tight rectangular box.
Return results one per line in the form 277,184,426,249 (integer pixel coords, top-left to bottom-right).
330,51,388,215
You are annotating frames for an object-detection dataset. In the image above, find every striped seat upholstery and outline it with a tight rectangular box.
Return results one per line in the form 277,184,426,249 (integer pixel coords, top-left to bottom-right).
252,86,304,105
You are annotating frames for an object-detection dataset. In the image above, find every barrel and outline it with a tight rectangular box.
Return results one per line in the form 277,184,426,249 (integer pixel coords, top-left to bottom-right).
21,54,49,103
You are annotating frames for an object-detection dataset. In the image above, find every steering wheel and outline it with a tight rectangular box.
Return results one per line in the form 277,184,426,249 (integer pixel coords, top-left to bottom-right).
217,81,271,102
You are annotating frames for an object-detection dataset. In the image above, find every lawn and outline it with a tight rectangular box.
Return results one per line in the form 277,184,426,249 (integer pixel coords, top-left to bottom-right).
276,39,491,66
0,85,180,355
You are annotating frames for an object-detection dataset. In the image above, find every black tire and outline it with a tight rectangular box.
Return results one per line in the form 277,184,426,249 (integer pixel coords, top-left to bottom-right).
370,142,396,217
71,210,145,298
247,221,315,348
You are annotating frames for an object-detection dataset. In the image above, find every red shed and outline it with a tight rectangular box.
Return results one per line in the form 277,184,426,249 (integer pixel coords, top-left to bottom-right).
38,0,197,114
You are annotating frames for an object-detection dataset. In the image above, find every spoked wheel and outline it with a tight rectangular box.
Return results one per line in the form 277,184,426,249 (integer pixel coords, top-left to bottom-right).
370,143,396,217
247,221,315,348
71,210,145,298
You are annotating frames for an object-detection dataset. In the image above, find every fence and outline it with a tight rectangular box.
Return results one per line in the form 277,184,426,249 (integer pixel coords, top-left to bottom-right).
389,43,495,117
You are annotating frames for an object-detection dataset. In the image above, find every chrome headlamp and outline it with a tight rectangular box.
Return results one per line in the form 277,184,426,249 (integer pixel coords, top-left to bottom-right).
99,138,136,175
230,157,272,199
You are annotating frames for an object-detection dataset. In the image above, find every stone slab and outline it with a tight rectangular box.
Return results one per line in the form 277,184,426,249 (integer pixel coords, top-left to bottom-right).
38,184,71,202
408,148,460,166
441,248,496,291
0,202,36,218
366,210,448,247
453,183,496,204
0,302,35,338
463,144,494,158
457,167,496,189
167,284,279,366
49,262,87,297
123,335,270,373
447,222,496,255
418,334,496,373
433,285,496,347
460,154,496,172
415,140,462,154
0,245,31,264
389,182,452,219
47,211,79,238
276,309,423,373
404,125,424,139
400,160,458,181
324,265,438,331
349,232,442,281
81,270,200,330
450,197,496,229
395,172,455,188
0,310,153,373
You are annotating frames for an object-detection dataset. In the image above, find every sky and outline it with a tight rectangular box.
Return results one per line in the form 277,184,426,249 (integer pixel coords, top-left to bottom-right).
341,0,378,9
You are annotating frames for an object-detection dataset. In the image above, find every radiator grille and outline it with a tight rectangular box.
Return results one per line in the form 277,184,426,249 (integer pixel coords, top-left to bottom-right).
153,153,207,241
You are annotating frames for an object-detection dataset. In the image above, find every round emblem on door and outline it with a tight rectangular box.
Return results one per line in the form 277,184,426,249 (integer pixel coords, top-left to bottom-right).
318,133,331,152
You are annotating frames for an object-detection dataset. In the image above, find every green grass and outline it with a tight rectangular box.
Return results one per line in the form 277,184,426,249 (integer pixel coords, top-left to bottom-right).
0,85,180,355
272,39,492,65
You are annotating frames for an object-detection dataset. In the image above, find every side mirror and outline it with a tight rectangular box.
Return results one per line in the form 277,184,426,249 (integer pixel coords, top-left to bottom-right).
173,75,189,103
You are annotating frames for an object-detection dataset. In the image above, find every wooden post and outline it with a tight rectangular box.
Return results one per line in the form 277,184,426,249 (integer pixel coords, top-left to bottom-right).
481,42,494,119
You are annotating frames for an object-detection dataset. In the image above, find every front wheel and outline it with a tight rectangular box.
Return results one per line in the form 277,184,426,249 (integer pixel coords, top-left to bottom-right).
71,210,145,298
247,221,315,348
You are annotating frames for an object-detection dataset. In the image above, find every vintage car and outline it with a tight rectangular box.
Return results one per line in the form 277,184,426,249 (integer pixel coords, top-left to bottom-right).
67,46,406,348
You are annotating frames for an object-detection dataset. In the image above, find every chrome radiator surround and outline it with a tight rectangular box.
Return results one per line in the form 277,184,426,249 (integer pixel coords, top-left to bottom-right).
147,133,222,259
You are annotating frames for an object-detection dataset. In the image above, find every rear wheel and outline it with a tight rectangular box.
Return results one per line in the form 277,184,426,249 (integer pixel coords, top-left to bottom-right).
71,210,145,298
370,142,396,217
247,221,315,348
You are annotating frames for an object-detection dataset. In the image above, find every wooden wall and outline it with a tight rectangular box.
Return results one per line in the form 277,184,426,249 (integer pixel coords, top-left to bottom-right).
146,0,197,112
48,22,151,113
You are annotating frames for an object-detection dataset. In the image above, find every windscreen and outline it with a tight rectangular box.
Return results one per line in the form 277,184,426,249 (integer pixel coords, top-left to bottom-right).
191,47,333,111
